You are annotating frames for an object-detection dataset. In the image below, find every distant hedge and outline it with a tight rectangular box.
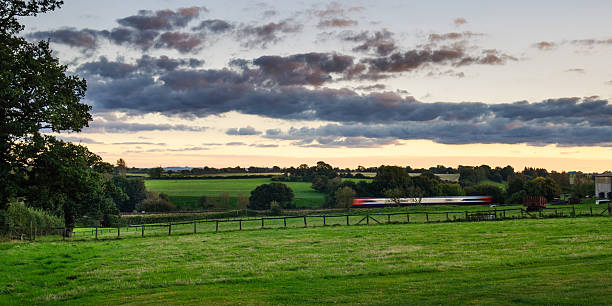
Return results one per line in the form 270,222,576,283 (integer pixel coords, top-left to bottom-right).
0,202,64,237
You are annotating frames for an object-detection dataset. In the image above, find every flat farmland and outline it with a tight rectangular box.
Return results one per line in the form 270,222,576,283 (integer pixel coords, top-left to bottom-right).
1,217,611,304
145,178,327,209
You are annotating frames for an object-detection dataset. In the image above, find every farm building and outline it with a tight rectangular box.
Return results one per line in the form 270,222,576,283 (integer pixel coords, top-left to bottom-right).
595,174,612,198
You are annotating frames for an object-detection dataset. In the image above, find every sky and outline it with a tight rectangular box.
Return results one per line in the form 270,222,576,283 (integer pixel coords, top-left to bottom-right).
20,0,612,171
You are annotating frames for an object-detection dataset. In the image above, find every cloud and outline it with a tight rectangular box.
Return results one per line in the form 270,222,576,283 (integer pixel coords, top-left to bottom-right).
226,126,262,135
117,7,206,31
226,142,246,146
454,18,467,26
428,31,482,42
78,55,204,79
84,120,207,133
533,41,557,51
111,142,166,145
250,52,359,86
606,80,612,86
192,19,233,33
27,28,100,50
318,18,357,28
55,135,104,144
166,146,210,152
155,32,203,53
564,68,585,73
106,27,158,49
341,30,397,56
250,143,279,148
570,38,612,46
237,20,302,47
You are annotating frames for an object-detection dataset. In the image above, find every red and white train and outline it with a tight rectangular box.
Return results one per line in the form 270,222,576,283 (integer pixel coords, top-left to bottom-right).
352,196,492,207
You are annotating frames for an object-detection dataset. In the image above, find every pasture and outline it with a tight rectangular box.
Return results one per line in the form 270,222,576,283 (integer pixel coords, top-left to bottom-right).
1,217,610,304
145,178,328,209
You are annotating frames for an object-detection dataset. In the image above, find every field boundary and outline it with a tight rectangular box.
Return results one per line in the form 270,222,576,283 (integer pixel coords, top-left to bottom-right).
8,204,612,242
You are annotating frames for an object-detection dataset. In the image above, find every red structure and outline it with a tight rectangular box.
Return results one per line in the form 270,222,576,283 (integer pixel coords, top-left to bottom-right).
523,196,547,211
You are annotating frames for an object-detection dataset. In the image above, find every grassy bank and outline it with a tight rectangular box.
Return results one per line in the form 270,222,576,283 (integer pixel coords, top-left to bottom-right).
1,217,611,304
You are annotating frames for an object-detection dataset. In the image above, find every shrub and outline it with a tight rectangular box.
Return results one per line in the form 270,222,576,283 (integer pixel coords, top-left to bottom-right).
135,192,176,212
1,202,64,237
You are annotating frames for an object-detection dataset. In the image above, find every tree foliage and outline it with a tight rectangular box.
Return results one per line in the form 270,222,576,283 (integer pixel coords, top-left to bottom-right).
248,183,294,210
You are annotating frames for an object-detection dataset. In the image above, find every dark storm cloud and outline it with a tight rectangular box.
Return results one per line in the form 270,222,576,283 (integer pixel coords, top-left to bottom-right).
192,19,233,33
341,30,397,56
226,126,262,135
237,20,302,47
27,28,100,50
117,7,206,31
107,27,158,49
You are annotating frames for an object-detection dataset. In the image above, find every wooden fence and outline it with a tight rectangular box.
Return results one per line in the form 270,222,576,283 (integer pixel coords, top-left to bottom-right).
11,204,612,241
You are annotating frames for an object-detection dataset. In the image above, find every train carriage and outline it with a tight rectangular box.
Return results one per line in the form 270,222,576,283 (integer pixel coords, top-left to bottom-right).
352,196,492,207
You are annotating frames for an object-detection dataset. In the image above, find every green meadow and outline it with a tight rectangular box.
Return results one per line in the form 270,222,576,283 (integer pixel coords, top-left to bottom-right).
1,217,611,304
145,178,371,209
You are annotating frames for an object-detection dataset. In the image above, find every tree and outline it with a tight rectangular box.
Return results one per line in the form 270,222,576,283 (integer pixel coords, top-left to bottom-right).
526,177,560,201
148,167,164,179
464,184,504,204
248,183,294,210
1,0,90,207
116,158,127,177
111,176,147,212
384,187,405,207
25,138,125,234
335,186,356,209
372,166,412,196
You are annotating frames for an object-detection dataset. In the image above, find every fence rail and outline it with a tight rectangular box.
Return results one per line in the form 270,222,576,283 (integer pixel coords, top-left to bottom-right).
8,204,612,241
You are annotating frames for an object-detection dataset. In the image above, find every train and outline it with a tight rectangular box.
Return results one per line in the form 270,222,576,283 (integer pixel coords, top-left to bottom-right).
352,196,493,207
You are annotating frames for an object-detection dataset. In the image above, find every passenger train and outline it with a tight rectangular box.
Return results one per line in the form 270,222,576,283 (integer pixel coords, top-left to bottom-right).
352,196,493,207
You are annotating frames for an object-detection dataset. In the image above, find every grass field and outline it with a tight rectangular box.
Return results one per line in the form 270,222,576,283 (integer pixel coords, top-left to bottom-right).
1,216,611,304
145,178,327,209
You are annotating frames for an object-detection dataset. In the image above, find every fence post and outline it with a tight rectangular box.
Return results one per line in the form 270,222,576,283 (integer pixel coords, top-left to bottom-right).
465,211,468,220
494,209,497,219
323,216,326,226
446,212,449,221
239,220,242,230
95,227,98,240
194,221,197,234
520,208,524,218
30,220,33,241
216,221,219,232
366,215,369,225
608,204,611,216
303,216,307,227
117,225,120,238
425,212,429,223
141,225,145,237
261,218,264,228
590,206,593,216
168,223,172,235
407,213,410,223
346,215,349,225
572,205,575,217
284,217,287,227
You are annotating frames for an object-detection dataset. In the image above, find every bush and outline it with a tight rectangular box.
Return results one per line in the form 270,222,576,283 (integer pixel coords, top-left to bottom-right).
464,184,505,204
249,183,294,210
135,192,176,212
1,202,64,237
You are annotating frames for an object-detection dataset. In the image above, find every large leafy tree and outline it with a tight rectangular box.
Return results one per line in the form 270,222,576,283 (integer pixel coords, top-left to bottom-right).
1,0,90,207
248,183,294,210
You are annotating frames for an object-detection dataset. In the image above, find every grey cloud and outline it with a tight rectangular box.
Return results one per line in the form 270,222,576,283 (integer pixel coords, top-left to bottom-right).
250,143,279,148
84,120,207,133
342,30,396,56
107,27,158,49
565,68,585,73
318,18,357,28
27,28,100,50
111,142,166,145
155,32,203,53
265,119,612,147
226,126,262,135
570,38,612,46
117,7,205,31
428,31,482,42
238,20,302,47
166,146,210,151
78,55,204,79
226,142,246,146
192,19,233,33
55,135,104,144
